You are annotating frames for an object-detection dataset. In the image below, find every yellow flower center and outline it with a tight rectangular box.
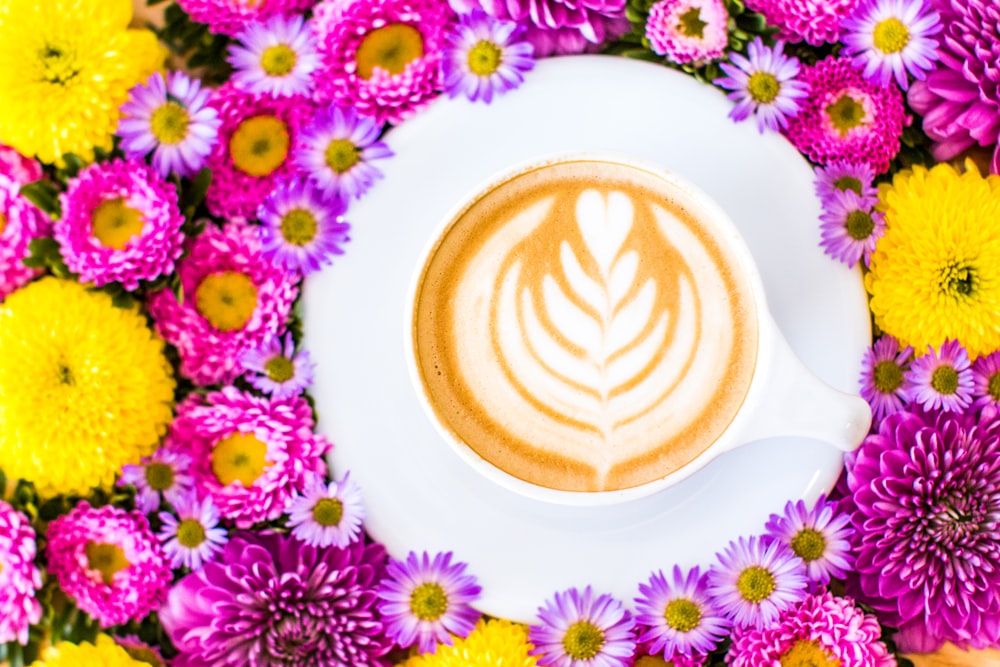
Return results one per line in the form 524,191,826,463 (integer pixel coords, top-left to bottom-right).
312,497,344,527
0,212,7,235
37,43,79,85
825,94,867,137
91,198,145,250
989,372,1000,402
833,176,864,195
748,72,780,104
410,582,449,621
265,355,295,382
562,621,604,660
261,44,298,76
664,598,701,632
846,210,875,240
176,518,206,548
229,115,290,177
280,208,318,246
939,261,977,298
355,24,425,80
325,139,360,174
467,41,503,76
873,359,904,393
144,462,175,492
737,565,775,602
931,365,959,395
790,528,826,562
677,7,707,38
150,102,190,145
873,17,910,54
211,432,271,487
194,271,259,332
780,639,841,667
85,542,130,585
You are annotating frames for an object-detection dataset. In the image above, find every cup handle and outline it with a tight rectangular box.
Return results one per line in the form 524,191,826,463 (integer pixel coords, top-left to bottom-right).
724,315,872,452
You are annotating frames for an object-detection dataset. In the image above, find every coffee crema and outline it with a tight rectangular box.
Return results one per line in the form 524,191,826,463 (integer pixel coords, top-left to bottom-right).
412,159,758,492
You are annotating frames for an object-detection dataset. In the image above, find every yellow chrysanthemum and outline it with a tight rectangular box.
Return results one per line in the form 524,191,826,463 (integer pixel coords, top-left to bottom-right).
31,635,152,667
398,619,539,667
866,161,1000,358
0,278,175,496
0,0,165,164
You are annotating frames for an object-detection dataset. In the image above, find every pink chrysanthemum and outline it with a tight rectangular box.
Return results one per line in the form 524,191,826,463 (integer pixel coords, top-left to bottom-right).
0,144,42,185
204,83,313,220
764,494,854,587
973,351,1000,408
55,158,185,290
147,221,299,386
312,0,451,125
163,387,331,528
818,189,886,268
0,174,49,301
728,590,895,667
117,448,195,515
859,334,914,421
0,501,42,645
904,338,974,412
782,56,906,174
46,502,171,628
646,0,729,65
745,0,861,45
175,0,315,37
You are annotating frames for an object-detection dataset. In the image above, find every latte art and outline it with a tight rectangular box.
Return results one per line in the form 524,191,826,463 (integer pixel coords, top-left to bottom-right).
413,160,758,491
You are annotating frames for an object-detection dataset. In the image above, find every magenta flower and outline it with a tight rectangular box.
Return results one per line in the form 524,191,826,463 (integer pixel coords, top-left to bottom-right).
158,492,229,571
377,551,482,653
257,178,351,276
764,495,854,586
646,0,729,65
442,10,535,103
744,0,861,45
714,38,810,133
529,587,636,667
814,159,879,204
0,144,42,186
818,189,885,268
904,339,974,412
175,0,315,36
973,351,1000,408
228,14,320,98
633,566,729,661
161,533,392,666
859,334,914,421
240,334,315,398
0,174,49,302
0,501,42,645
840,0,942,90
117,448,195,515
46,502,171,628
287,472,366,548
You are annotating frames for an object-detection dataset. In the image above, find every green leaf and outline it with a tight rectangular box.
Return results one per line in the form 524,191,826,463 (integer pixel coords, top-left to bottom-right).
182,167,212,217
23,237,75,278
19,180,61,218
58,153,85,180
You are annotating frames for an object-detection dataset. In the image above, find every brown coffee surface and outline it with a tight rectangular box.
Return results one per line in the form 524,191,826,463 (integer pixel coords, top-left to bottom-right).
412,158,758,492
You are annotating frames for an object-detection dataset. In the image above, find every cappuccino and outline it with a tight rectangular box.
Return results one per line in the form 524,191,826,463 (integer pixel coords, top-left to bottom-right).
411,158,758,492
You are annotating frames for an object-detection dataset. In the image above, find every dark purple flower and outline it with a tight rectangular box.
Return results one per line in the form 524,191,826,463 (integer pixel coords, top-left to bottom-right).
161,532,392,666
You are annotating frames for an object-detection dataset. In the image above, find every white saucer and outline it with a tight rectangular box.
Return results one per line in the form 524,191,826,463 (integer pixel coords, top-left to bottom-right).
302,55,871,623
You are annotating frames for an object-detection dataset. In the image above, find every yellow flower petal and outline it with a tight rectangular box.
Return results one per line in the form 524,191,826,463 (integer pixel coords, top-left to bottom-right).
31,635,152,667
399,619,539,667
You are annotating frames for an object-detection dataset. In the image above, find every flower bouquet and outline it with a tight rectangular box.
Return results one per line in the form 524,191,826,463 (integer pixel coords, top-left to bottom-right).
1,0,999,665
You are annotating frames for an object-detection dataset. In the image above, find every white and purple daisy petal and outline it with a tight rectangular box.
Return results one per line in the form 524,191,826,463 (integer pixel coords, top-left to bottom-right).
904,339,974,412
707,535,808,630
240,334,315,398
973,351,1000,408
257,178,350,276
714,38,810,133
442,10,535,103
634,565,730,661
764,494,854,587
646,0,729,65
860,334,914,421
377,551,482,653
814,160,879,203
529,586,636,667
158,493,229,571
840,0,942,91
295,105,393,201
118,449,195,515
228,14,321,98
818,188,885,268
118,71,221,179
286,471,366,548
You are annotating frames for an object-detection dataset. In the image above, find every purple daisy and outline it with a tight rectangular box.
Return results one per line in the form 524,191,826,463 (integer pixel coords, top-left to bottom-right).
707,535,808,630
904,339,974,412
442,10,535,103
728,590,895,667
859,334,914,421
0,144,42,186
633,566,730,661
973,351,1000,408
146,221,299,386
295,105,393,201
813,159,879,205
158,492,229,571
118,71,221,179
228,14,321,98
764,494,854,587
163,387,331,528
844,405,1000,648
0,501,42,645
840,0,942,90
161,532,392,666
175,0,315,37
745,0,861,45
240,334,315,398
0,173,49,302
714,38,810,133
782,55,906,174
46,501,171,628
287,472,366,548
204,83,314,220
377,551,482,653
646,0,729,65
257,178,351,276
313,0,451,125
818,188,885,268
907,0,1000,174
55,158,186,290
529,586,636,667
117,448,195,515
